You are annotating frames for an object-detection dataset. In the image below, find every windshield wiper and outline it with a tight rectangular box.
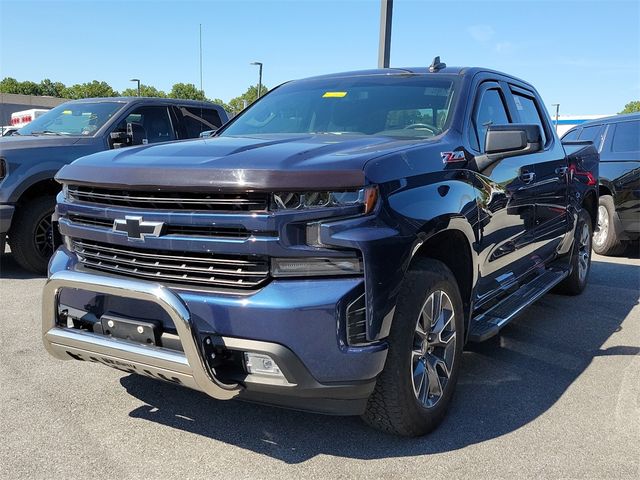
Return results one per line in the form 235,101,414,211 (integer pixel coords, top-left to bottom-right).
30,130,69,136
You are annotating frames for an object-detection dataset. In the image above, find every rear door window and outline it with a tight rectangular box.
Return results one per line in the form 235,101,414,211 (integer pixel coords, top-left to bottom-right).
611,120,640,152
512,92,547,146
177,107,223,138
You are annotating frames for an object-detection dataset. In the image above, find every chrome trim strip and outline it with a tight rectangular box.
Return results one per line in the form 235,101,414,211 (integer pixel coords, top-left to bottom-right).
42,270,241,400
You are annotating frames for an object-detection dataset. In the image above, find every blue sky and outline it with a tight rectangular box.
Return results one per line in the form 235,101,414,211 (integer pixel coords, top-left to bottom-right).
1,0,638,115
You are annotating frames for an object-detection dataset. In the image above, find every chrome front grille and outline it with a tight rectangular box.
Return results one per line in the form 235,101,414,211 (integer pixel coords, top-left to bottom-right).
73,239,270,289
68,214,274,239
68,185,269,211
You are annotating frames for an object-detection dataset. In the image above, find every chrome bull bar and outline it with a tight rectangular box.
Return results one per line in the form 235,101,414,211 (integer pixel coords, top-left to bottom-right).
42,269,241,400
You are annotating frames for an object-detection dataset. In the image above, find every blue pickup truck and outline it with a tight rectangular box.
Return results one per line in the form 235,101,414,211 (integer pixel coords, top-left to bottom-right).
0,97,228,272
42,61,598,436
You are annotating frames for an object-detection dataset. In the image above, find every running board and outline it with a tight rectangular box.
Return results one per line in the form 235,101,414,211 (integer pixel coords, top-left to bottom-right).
468,269,569,342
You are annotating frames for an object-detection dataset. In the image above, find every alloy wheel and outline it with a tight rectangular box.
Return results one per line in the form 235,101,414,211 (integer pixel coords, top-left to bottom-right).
578,222,591,282
411,290,457,409
593,205,608,248
34,212,53,258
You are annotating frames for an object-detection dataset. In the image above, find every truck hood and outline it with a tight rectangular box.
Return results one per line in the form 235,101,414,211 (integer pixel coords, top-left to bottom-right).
0,135,82,151
56,134,430,190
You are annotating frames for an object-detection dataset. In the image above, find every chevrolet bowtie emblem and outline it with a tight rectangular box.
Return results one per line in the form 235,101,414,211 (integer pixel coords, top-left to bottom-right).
113,216,164,241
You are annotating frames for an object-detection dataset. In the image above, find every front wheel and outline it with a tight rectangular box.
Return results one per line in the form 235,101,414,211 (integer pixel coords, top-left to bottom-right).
362,258,464,436
9,196,56,274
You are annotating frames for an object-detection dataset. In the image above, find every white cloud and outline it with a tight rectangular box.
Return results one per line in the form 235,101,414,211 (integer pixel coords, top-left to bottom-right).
468,25,495,43
495,41,516,54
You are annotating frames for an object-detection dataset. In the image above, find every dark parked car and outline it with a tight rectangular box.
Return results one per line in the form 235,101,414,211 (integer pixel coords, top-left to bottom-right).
562,113,639,255
42,62,598,436
0,97,228,272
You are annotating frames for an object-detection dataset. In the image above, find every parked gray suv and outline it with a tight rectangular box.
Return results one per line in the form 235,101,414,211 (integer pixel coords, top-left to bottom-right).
0,97,228,272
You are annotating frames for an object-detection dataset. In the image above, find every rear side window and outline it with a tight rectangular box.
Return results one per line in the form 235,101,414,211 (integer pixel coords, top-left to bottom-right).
178,107,223,138
611,120,640,152
473,89,510,151
562,129,580,141
512,93,547,145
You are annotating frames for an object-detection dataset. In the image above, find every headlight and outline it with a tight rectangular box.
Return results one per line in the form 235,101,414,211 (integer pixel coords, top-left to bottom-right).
61,184,69,200
271,186,378,213
271,256,362,277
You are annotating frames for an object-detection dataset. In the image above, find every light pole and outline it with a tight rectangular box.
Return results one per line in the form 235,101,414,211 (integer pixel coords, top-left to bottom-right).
551,103,560,132
130,78,141,97
378,0,393,68
250,62,263,99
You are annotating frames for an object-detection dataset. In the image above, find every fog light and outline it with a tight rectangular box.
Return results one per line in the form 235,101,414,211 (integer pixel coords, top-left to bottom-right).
243,352,283,377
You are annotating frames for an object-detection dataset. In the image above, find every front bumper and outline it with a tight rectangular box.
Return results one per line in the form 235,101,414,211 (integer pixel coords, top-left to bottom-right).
43,249,386,415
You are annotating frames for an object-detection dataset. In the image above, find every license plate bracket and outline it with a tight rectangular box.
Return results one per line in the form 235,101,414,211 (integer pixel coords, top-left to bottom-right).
100,314,161,346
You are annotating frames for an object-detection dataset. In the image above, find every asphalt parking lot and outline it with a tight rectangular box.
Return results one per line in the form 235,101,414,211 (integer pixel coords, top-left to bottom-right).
1,247,638,479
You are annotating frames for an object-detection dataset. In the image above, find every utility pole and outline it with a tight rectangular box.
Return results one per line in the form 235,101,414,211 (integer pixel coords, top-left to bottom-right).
378,0,393,68
199,24,204,97
551,104,560,132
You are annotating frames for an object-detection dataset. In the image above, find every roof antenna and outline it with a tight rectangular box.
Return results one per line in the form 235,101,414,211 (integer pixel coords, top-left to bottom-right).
429,56,446,72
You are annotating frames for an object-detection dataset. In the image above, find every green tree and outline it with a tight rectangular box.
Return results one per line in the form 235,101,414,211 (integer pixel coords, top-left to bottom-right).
63,80,119,99
210,98,231,112
16,80,42,96
121,84,167,98
619,100,640,114
226,84,269,115
39,78,66,97
0,77,21,94
169,83,205,101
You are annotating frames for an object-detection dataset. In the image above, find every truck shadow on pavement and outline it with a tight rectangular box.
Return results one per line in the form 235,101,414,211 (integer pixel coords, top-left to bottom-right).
120,257,639,463
0,251,45,280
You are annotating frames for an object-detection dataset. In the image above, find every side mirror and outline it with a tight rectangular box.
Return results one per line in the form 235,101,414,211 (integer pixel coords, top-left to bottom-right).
476,124,543,171
127,122,147,146
199,128,218,138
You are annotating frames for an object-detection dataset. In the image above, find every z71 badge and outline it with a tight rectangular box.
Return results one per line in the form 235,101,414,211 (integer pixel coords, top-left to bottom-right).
440,151,466,164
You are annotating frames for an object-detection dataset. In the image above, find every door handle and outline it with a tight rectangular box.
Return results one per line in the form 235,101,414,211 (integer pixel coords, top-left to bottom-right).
520,171,535,184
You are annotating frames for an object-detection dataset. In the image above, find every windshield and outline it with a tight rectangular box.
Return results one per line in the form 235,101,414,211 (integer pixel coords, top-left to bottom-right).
18,102,124,136
221,75,457,139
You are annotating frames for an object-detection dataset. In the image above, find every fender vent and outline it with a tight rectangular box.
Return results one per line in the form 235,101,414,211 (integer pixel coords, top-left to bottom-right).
346,293,367,345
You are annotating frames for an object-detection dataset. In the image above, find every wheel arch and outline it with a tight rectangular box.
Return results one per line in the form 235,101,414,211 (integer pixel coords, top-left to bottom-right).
409,223,476,338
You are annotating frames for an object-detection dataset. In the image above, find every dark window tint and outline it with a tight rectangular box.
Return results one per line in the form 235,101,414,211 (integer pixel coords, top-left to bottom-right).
513,93,546,145
562,129,580,141
474,89,510,151
611,121,640,152
578,125,602,143
178,107,223,138
114,106,175,144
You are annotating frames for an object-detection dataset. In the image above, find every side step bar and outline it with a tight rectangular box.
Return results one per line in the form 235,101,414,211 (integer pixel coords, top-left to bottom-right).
468,268,569,342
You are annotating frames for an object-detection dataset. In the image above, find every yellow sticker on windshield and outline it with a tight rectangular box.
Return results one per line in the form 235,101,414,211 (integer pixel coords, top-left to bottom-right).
322,91,347,98
62,110,72,114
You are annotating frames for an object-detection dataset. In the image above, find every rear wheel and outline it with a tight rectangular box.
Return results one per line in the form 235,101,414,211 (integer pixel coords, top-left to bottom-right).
362,258,464,436
556,209,592,295
592,195,627,256
9,196,55,274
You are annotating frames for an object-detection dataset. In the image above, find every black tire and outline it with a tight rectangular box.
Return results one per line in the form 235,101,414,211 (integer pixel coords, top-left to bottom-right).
9,196,56,274
592,195,627,256
362,258,464,436
556,209,592,295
